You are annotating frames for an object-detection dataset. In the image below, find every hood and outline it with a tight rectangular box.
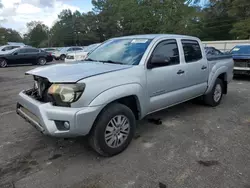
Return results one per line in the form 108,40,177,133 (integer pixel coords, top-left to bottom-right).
26,61,132,83
232,54,250,60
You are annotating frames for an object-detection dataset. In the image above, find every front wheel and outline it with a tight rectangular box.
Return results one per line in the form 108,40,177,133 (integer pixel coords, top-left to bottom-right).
89,103,136,157
204,78,224,107
0,58,7,68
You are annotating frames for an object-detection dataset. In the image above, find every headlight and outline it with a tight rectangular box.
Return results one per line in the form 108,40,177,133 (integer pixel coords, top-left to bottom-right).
48,83,85,106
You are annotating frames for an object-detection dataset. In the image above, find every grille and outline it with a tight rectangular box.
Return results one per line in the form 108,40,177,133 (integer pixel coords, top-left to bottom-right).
66,55,74,59
234,61,249,68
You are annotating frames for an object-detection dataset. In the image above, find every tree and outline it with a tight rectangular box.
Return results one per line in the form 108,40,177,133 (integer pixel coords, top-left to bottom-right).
0,27,23,45
25,21,49,47
228,0,250,39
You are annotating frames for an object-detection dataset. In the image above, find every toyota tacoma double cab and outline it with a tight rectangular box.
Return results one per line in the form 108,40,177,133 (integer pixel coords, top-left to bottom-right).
17,34,234,156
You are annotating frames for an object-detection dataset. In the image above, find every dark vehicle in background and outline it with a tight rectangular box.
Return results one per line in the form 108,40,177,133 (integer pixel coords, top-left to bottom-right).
231,45,250,75
205,47,223,56
0,47,53,68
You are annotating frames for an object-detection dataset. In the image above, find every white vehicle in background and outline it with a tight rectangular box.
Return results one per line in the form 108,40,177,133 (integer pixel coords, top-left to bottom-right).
0,44,24,54
65,43,101,62
52,46,84,60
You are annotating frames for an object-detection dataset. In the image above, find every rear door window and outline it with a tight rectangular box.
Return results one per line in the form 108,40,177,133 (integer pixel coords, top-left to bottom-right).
182,40,202,63
25,48,39,53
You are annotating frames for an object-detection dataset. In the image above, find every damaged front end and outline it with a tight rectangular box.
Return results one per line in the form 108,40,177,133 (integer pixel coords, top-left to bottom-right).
25,76,53,103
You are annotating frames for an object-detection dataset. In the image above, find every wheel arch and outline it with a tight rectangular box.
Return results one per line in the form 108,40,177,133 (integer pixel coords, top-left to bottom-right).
206,66,228,94
89,84,146,120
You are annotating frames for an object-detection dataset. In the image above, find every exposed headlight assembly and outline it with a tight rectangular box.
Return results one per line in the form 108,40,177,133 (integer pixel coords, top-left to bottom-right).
48,83,85,106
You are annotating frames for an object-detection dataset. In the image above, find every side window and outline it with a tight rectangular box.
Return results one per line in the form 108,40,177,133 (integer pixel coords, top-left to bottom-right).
11,46,19,50
18,49,27,53
75,47,82,51
2,46,11,51
26,48,39,53
67,48,73,52
182,40,202,63
151,39,180,65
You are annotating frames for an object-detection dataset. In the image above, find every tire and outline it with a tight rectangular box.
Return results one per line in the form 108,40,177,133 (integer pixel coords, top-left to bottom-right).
0,58,7,68
89,103,136,157
37,57,47,65
60,54,66,61
204,78,224,107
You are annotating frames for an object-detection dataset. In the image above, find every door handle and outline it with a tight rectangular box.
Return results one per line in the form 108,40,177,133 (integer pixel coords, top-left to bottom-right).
201,65,207,70
177,70,185,75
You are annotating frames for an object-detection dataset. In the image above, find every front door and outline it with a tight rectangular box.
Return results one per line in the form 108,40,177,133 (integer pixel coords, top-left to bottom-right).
146,39,188,113
10,48,28,64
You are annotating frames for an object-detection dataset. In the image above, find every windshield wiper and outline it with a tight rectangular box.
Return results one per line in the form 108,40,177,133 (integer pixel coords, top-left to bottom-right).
99,60,123,64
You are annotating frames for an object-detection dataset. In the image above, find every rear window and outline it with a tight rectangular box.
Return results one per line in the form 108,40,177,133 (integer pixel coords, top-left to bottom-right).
231,46,250,54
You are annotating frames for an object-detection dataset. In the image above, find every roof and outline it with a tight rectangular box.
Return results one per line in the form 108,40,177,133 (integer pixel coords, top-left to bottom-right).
7,42,25,46
114,34,199,40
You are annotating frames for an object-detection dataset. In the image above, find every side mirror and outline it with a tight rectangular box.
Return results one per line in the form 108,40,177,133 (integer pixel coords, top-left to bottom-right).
2,49,5,51
13,52,18,55
147,55,170,69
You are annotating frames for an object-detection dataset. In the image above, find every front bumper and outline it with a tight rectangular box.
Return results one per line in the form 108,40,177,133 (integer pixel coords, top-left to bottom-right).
234,67,250,75
16,91,103,137
65,58,76,63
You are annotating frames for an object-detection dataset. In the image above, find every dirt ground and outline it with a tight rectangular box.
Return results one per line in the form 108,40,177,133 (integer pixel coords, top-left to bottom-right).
0,63,250,188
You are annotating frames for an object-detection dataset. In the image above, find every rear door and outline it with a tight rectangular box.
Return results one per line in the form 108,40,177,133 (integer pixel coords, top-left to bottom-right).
24,48,40,64
180,39,208,94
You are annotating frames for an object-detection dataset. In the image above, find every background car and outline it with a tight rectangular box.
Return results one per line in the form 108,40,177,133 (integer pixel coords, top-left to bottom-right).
41,48,57,53
65,43,101,63
205,47,223,56
0,45,23,53
0,47,53,68
52,46,84,60
231,45,250,75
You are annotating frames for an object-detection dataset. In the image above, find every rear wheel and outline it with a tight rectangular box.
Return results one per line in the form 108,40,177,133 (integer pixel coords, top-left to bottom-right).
204,78,224,107
38,57,47,65
60,54,66,61
89,103,136,157
0,58,7,68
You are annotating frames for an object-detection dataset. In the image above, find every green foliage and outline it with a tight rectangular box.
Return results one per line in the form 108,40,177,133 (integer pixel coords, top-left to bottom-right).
25,21,49,47
0,27,22,45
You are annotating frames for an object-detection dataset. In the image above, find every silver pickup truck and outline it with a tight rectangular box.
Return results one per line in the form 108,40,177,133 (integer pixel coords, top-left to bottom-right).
17,34,234,156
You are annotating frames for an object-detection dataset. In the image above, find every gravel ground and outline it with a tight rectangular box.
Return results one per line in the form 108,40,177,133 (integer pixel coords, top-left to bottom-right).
0,63,250,188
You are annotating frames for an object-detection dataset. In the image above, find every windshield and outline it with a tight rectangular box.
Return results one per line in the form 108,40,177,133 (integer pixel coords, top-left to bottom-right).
84,44,100,52
231,46,250,54
87,39,152,65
